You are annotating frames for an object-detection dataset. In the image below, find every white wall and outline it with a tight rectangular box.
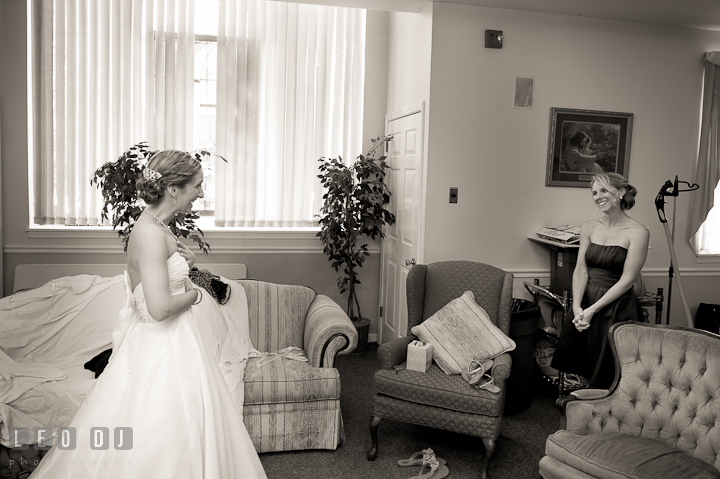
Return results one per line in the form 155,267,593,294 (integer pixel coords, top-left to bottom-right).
415,3,720,325
386,4,433,117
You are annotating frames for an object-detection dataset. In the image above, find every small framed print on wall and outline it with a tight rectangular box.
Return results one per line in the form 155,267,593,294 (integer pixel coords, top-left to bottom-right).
513,76,534,109
545,107,633,188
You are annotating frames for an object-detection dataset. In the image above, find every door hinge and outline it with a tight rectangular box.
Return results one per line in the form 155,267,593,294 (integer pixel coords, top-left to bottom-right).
380,306,383,318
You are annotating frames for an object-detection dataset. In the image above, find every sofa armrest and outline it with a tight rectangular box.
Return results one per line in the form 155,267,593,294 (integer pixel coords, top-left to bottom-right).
303,295,357,368
556,393,616,433
570,388,611,401
377,336,416,370
492,352,512,383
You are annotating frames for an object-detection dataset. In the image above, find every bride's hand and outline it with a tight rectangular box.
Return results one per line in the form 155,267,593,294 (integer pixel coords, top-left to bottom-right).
176,240,196,268
184,277,194,293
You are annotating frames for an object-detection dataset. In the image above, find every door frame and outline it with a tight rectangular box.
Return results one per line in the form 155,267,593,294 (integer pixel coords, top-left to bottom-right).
377,102,427,344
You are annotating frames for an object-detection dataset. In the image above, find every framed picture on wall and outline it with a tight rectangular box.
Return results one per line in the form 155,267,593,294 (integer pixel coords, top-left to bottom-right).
545,108,634,187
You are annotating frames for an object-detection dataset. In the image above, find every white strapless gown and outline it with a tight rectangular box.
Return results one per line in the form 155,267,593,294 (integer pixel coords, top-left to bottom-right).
30,253,267,478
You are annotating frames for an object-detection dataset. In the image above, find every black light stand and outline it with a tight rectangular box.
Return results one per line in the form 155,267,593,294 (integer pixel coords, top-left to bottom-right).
654,176,699,327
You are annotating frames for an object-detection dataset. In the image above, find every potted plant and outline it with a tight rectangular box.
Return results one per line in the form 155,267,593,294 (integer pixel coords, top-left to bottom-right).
317,136,396,353
90,142,212,253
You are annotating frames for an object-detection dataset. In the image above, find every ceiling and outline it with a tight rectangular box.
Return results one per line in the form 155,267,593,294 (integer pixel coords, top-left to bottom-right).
279,0,720,31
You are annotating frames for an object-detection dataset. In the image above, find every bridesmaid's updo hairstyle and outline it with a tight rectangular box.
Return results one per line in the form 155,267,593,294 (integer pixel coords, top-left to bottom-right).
136,150,201,205
591,172,637,210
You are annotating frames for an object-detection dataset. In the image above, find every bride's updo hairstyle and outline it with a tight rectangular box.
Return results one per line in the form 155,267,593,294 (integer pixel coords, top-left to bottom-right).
591,172,637,210
136,150,201,205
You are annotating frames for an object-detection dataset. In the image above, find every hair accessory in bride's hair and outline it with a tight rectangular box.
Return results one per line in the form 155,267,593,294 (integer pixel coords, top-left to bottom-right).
143,167,163,181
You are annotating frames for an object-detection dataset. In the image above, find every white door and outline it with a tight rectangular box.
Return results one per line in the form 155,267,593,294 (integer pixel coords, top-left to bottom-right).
379,107,424,344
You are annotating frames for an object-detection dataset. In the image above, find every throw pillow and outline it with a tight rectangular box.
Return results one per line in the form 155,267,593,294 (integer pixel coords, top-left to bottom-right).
411,290,515,375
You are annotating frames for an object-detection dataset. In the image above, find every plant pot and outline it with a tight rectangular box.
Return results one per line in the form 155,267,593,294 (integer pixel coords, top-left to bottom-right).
350,317,371,355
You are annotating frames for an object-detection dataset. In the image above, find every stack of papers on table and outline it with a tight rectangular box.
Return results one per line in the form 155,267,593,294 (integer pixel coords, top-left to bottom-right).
536,225,582,244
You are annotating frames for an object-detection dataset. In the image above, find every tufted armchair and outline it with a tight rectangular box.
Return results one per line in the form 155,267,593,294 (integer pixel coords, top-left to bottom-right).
540,321,720,479
367,261,514,479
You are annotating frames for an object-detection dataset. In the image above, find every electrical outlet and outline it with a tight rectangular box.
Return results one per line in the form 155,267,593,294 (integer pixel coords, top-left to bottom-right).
485,30,503,49
449,187,458,204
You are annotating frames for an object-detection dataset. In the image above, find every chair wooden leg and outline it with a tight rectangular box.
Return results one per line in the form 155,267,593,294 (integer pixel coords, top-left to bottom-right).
367,416,383,461
480,437,495,479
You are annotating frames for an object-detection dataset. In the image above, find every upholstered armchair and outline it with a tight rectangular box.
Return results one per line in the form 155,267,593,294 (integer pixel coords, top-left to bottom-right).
367,261,514,479
540,321,720,479
237,279,358,452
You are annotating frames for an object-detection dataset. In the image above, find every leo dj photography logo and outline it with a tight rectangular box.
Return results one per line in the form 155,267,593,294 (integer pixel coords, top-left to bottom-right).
9,427,133,451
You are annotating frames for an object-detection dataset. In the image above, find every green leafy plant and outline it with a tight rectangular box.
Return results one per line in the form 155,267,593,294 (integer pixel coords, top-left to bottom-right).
90,142,212,253
317,136,396,322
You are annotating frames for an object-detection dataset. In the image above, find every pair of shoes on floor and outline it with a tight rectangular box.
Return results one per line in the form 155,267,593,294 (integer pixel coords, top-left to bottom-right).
461,358,500,394
398,448,450,479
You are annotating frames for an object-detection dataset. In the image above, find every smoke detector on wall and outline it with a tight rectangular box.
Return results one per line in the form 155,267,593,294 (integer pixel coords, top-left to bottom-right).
485,30,503,49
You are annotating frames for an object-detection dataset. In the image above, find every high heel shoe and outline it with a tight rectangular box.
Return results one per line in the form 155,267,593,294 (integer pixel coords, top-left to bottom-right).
475,373,500,394
397,448,446,467
408,455,450,479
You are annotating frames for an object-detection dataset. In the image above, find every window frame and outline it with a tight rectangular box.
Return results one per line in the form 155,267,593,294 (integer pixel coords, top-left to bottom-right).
22,224,324,255
24,1,373,255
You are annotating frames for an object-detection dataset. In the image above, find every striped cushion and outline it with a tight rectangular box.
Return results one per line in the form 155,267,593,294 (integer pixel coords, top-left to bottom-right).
244,356,341,406
411,290,515,375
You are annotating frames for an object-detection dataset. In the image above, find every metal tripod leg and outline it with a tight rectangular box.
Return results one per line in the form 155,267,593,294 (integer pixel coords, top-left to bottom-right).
558,290,572,397
660,221,693,327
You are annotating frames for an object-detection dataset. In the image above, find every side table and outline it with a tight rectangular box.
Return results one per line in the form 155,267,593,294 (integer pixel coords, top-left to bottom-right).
527,236,578,296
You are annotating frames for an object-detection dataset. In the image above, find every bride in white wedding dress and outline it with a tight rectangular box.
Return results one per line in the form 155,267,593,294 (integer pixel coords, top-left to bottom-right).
30,150,267,478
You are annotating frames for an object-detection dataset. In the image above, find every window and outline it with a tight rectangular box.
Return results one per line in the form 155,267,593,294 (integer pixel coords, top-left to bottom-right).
30,0,366,228
691,54,720,255
193,36,219,214
692,182,720,254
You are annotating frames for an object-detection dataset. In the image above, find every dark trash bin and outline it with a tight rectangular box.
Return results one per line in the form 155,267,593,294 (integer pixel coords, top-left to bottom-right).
695,303,720,334
505,299,543,414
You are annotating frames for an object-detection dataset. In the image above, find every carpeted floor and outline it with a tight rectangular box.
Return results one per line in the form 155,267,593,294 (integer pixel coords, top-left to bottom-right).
258,343,561,479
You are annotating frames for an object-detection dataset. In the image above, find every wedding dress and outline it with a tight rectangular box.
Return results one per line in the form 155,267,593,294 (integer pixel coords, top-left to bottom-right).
30,252,267,478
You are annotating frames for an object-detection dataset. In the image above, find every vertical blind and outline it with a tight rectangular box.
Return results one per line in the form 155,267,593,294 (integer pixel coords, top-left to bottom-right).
215,0,365,227
31,0,366,228
32,0,195,226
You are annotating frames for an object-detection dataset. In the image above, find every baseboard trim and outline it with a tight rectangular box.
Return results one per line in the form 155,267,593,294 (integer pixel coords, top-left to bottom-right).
4,244,382,255
506,268,720,278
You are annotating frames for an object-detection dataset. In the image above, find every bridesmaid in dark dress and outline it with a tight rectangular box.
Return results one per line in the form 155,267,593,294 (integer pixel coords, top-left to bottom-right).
551,172,650,389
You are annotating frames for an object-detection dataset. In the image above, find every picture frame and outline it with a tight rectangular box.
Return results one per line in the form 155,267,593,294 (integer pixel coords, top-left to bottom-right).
545,107,633,187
